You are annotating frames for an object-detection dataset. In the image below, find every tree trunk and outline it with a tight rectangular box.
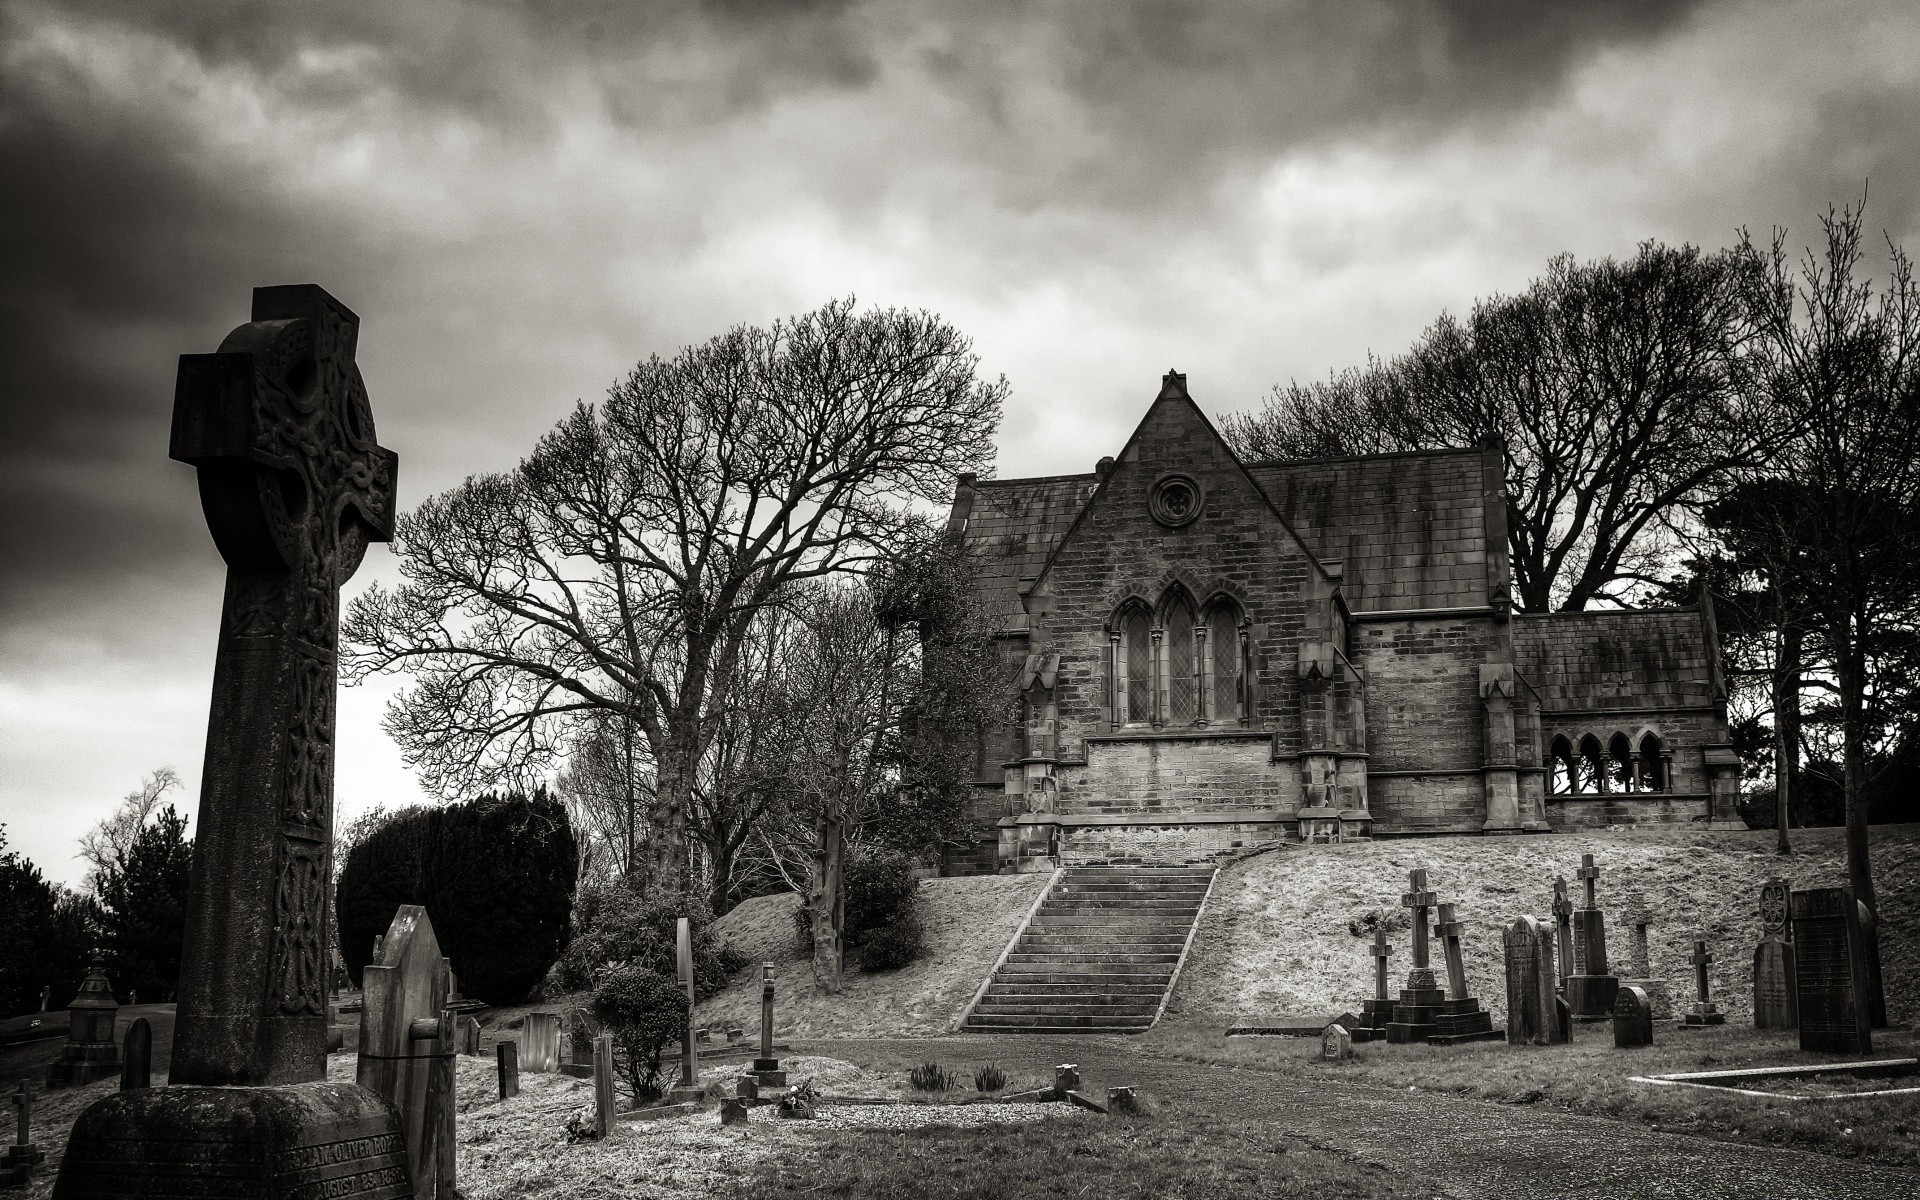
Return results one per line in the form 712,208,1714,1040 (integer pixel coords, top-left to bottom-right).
647,742,694,895
708,835,737,919
808,816,845,995
1773,623,1801,854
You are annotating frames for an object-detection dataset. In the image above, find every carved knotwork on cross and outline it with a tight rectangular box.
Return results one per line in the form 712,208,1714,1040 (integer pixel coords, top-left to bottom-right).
168,285,398,1087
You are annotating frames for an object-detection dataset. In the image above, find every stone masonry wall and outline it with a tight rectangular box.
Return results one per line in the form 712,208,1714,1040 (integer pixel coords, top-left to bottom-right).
1056,736,1296,816
1060,820,1280,866
1352,614,1498,775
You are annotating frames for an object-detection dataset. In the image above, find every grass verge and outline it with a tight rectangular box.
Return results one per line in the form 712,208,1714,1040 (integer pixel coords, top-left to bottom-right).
1144,1019,1920,1169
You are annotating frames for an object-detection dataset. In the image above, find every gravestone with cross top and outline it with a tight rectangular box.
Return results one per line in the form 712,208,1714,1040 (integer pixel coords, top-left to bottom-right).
1679,938,1726,1027
1353,919,1394,1042
1386,869,1449,1043
2,1082,45,1187
1551,877,1576,988
49,286,410,1200
1427,903,1502,1045
1564,853,1619,1019
1618,891,1674,1020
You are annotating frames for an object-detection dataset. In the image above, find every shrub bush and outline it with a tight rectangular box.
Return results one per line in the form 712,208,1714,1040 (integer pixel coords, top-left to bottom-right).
336,789,578,1005
591,965,687,1103
552,882,740,1000
859,914,924,972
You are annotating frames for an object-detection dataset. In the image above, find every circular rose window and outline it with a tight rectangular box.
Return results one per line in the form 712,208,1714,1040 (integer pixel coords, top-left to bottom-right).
1148,473,1203,528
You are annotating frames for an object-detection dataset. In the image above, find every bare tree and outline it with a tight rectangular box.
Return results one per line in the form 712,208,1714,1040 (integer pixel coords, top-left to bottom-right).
1225,243,1773,611
344,299,1003,895
1729,202,1920,925
77,767,180,895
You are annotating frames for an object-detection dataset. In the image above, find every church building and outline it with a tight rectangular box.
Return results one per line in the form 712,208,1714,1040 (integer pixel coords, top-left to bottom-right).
946,371,1743,873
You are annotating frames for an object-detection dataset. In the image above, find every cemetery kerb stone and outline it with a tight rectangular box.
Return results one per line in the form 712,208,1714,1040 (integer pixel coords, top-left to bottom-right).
49,286,409,1200
358,905,457,1199
1679,939,1726,1027
1791,886,1873,1055
1502,915,1563,1046
1618,891,1673,1020
1385,868,1448,1043
1753,877,1798,1030
1613,985,1654,1049
1564,853,1620,1019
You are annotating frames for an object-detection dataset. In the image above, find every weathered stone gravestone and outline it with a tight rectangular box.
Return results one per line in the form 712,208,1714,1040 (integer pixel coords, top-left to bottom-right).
1678,938,1726,1027
495,1042,519,1101
357,906,456,1199
51,285,406,1200
1385,869,1448,1043
592,1036,616,1137
2,1083,44,1188
1618,891,1673,1020
1753,878,1798,1030
1428,902,1502,1045
1502,915,1564,1046
1791,887,1873,1055
120,1019,152,1091
1353,921,1393,1043
522,1013,562,1073
458,1017,482,1056
1551,877,1576,993
1613,985,1654,1048
673,917,698,1096
750,964,786,1089
1321,1023,1354,1061
1564,854,1619,1019
45,965,121,1089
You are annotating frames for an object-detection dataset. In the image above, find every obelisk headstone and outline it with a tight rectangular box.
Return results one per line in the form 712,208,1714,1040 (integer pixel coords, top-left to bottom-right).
1753,878,1798,1030
50,285,407,1200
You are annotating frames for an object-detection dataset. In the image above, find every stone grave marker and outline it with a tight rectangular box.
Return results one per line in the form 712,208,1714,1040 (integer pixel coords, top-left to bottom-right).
49,285,406,1200
120,1019,152,1091
1679,938,1726,1027
1618,891,1672,1020
38,987,50,1014
1502,915,1563,1046
496,1041,519,1101
45,964,121,1089
1565,854,1620,1019
1385,869,1448,1043
593,1036,616,1137
523,1012,562,1073
1753,878,1798,1030
750,964,785,1089
1353,920,1393,1043
2,1082,44,1188
1551,877,1576,993
357,905,457,1199
458,1017,482,1056
1321,1023,1353,1061
719,1098,750,1126
675,917,697,1092
1428,902,1502,1045
1790,887,1872,1054
1613,985,1654,1048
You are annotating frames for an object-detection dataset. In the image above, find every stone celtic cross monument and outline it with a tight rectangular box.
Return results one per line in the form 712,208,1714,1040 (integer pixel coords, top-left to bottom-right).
54,286,408,1200
1753,877,1798,1030
1564,853,1619,1019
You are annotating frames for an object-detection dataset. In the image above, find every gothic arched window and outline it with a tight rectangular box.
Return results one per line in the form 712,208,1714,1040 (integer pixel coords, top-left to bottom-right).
1579,734,1607,793
1123,605,1153,724
1639,733,1666,792
1610,733,1637,792
1205,600,1244,723
1163,591,1198,724
1550,735,1576,794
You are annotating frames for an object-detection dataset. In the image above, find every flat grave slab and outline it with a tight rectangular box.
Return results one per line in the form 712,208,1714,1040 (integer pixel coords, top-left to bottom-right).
1630,1057,1920,1101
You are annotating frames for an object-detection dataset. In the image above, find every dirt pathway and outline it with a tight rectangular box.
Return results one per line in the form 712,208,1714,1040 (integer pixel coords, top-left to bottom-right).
808,1034,1920,1200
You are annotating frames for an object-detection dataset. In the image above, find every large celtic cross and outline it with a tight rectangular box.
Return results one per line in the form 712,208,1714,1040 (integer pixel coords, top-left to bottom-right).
168,285,397,1086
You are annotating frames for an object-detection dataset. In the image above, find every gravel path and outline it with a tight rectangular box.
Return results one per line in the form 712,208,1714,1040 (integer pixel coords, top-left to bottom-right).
809,1035,1920,1200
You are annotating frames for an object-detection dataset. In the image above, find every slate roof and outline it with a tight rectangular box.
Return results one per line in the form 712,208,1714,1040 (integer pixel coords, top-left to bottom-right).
950,473,1099,631
1513,609,1719,711
1247,449,1491,611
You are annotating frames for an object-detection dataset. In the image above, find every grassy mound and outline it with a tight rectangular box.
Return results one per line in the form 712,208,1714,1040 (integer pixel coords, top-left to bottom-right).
1166,824,1920,1027
695,873,1051,1039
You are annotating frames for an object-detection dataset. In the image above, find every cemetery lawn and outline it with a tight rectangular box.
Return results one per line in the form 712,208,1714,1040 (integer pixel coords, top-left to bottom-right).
1146,1020,1920,1170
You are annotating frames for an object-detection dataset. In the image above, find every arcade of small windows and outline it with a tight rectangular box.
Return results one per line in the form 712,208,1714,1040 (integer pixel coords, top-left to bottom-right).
1549,732,1671,795
1110,589,1249,729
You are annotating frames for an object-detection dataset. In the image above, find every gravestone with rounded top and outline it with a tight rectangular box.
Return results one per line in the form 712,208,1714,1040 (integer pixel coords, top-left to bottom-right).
1613,985,1654,1048
357,906,456,1199
50,285,408,1200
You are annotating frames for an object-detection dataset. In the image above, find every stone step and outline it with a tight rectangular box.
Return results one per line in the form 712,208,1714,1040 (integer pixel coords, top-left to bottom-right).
984,982,1169,997
1027,914,1196,928
992,966,1176,983
1055,882,1212,894
1045,897,1203,909
1018,937,1189,951
972,1002,1160,1019
965,1013,1156,1030
1063,867,1215,877
1006,951,1182,965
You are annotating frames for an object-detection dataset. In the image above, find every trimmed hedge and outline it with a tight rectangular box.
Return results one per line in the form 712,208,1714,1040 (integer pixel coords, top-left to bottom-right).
336,790,578,1005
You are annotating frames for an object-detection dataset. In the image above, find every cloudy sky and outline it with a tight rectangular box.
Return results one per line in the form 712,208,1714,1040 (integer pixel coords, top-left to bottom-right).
4,0,1917,887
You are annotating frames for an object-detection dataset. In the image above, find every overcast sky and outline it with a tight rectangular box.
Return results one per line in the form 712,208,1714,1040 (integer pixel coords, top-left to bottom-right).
4,0,1917,887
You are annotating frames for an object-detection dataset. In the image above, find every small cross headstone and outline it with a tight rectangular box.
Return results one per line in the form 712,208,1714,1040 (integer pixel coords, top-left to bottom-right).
1792,888,1872,1054
1679,938,1726,1027
1563,854,1618,1019
496,1041,519,1101
1618,891,1673,1019
1400,869,1439,990
1370,924,1394,1001
1434,903,1469,1001
1753,878,1798,1031
120,1018,153,1091
1320,1023,1353,1061
1613,985,1654,1048
592,1035,616,1138
750,963,785,1088
1,1081,44,1185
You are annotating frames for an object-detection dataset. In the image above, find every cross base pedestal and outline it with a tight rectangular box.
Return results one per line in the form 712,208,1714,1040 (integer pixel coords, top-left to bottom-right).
2,1143,45,1189
45,1044,122,1091
1384,986,1448,1043
1679,1004,1726,1028
49,1083,409,1200
1428,999,1503,1046
1351,998,1394,1043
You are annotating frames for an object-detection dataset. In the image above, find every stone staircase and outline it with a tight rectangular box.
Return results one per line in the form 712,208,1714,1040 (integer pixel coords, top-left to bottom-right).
964,866,1215,1033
